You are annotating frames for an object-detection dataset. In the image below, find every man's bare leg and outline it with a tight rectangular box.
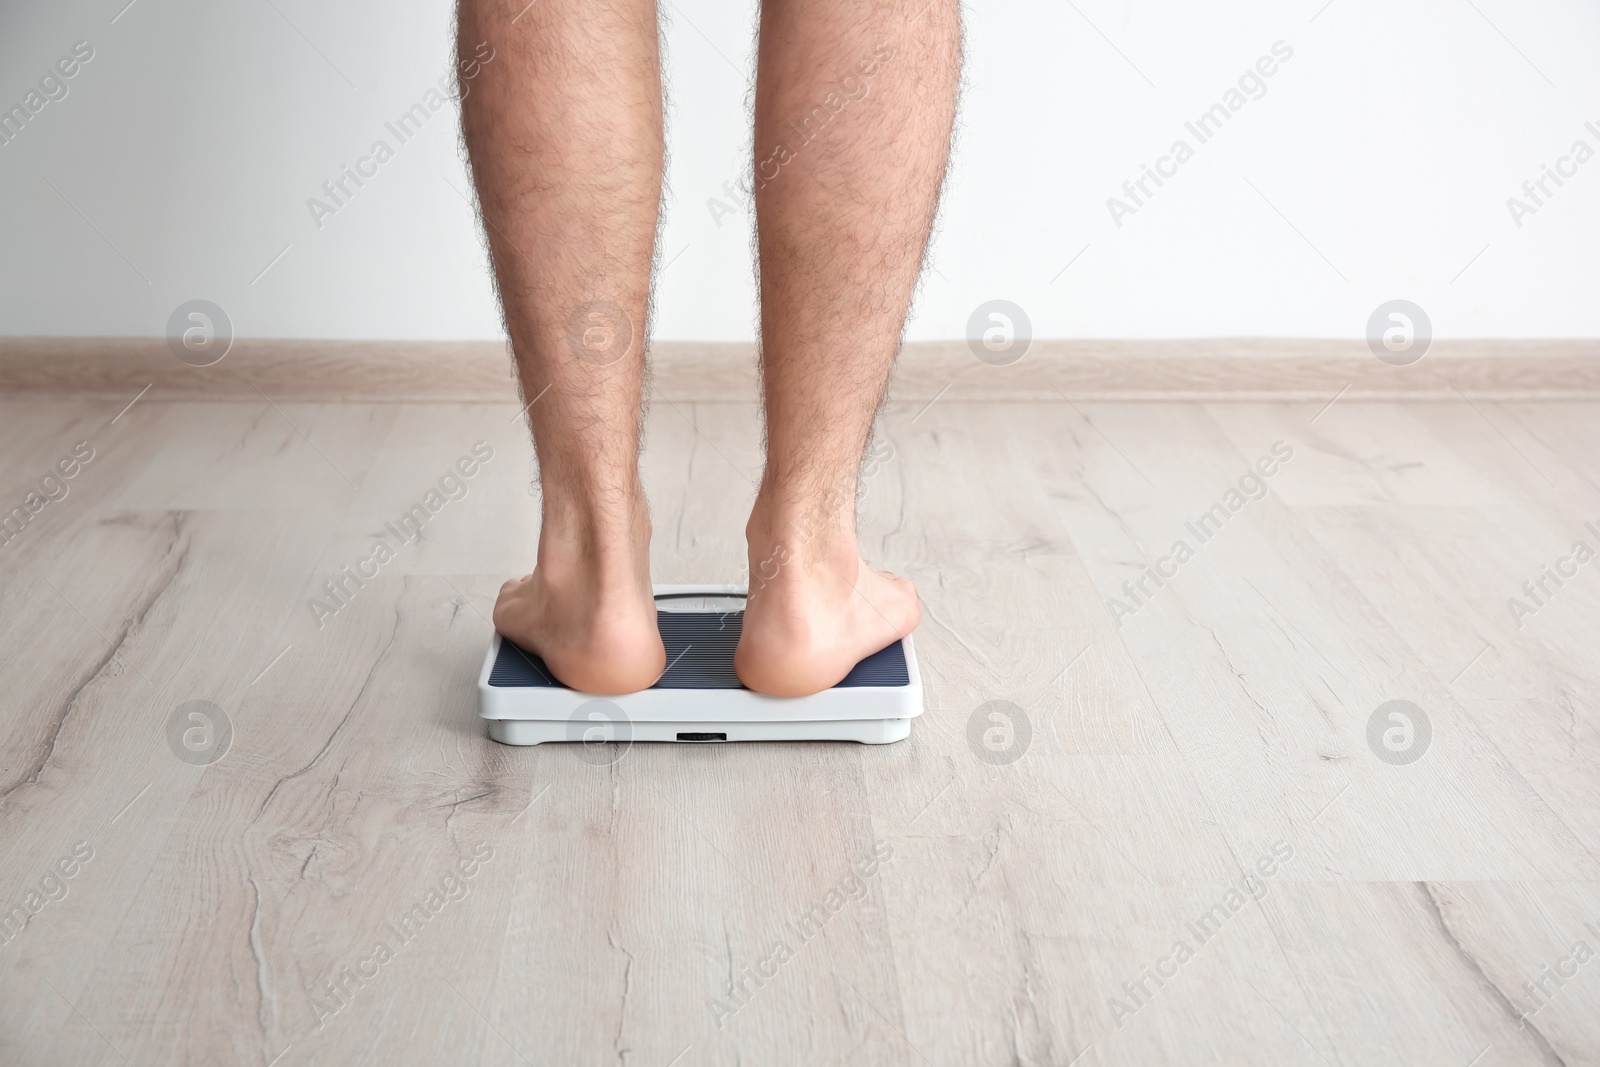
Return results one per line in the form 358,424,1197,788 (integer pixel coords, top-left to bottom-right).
735,0,959,695
459,0,666,693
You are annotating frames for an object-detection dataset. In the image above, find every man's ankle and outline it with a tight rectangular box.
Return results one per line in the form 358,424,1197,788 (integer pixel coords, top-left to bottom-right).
747,498,861,592
536,490,652,585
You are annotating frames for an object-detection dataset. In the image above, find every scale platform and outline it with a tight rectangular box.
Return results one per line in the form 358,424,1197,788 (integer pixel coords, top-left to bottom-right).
477,585,923,745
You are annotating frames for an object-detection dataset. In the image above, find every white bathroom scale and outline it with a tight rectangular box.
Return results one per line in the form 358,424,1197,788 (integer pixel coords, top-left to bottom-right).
477,585,923,745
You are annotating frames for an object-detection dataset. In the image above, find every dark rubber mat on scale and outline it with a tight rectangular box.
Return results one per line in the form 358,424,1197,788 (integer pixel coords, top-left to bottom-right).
488,610,910,690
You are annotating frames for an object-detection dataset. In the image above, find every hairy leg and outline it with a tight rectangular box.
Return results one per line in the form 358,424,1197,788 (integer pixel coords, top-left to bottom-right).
735,0,960,695
459,0,665,693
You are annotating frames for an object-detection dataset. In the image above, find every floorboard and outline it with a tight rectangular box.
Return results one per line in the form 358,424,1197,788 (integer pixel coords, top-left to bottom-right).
2,394,1598,1066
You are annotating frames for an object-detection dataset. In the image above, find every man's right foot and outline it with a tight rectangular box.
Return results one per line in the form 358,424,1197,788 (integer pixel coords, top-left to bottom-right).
734,506,920,697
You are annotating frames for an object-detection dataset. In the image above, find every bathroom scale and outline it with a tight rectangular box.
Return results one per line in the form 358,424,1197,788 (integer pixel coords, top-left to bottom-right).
477,585,923,745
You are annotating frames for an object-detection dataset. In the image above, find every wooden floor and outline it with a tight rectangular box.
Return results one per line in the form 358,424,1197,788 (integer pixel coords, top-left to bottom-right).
3,389,1599,1066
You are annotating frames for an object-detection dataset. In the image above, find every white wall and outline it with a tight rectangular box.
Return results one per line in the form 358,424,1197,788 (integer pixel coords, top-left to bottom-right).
2,0,1597,341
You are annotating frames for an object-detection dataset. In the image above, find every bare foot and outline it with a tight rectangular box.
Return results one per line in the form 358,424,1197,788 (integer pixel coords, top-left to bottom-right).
492,501,664,694
735,512,920,697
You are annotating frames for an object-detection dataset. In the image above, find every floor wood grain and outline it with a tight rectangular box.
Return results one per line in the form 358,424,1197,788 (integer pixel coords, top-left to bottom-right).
2,389,1599,1066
